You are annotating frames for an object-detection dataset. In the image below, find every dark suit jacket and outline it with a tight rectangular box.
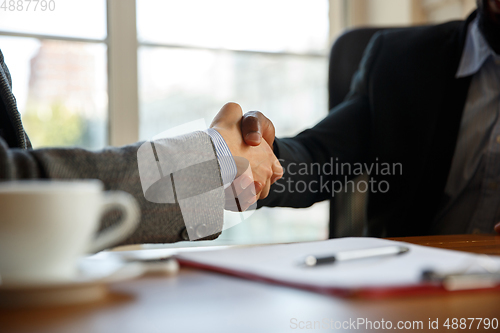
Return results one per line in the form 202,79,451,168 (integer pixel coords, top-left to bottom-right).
260,13,477,238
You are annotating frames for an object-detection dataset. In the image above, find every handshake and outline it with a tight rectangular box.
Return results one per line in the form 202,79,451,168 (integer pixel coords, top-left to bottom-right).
210,102,283,210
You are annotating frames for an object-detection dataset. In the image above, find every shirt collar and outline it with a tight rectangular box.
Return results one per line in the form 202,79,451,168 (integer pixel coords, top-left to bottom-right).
456,18,497,78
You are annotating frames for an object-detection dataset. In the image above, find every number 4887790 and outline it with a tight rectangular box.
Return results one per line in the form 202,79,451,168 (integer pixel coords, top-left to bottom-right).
443,318,499,330
1,0,56,11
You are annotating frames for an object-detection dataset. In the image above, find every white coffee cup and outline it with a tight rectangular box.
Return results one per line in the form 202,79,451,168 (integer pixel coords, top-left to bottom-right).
0,180,140,284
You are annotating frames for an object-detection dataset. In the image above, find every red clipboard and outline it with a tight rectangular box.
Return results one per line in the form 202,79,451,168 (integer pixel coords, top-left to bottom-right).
176,238,500,299
178,258,500,299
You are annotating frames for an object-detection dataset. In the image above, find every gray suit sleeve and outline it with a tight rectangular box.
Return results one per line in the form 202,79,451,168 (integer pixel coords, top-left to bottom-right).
0,130,224,245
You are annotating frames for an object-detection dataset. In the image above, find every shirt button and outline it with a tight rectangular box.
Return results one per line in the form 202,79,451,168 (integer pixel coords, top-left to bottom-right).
496,135,500,144
180,226,195,241
180,227,189,241
195,224,208,239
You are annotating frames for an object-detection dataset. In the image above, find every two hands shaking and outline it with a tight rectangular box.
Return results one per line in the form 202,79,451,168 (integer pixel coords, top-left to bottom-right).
210,103,500,235
210,103,280,210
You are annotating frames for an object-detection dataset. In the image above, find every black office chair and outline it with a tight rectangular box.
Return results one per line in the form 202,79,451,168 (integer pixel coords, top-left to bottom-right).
327,27,397,239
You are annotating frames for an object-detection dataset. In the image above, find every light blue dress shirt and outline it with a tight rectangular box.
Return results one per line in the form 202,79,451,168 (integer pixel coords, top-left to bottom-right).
206,128,237,189
433,18,500,234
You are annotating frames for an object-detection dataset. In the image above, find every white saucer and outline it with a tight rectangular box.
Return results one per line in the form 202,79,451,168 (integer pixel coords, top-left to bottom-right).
0,257,145,308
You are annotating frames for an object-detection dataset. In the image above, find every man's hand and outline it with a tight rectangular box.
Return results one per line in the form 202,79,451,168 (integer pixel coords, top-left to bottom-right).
495,222,500,234
210,103,283,203
240,110,281,184
240,111,275,147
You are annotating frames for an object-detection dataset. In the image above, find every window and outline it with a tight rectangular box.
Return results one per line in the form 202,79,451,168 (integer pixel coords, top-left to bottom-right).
0,0,107,149
0,0,331,245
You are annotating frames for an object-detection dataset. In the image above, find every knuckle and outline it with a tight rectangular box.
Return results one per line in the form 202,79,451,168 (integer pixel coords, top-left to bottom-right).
224,102,242,113
245,110,262,118
243,114,259,125
260,186,271,199
274,168,283,178
225,102,241,109
254,180,263,191
265,167,273,180
242,115,260,133
274,160,283,172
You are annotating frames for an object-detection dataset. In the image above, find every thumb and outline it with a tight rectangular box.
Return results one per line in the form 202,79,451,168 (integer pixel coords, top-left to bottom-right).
210,102,243,129
241,111,275,147
495,222,500,234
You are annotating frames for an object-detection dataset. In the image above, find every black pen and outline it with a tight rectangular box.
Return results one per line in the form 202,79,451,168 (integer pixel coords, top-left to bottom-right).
303,245,410,267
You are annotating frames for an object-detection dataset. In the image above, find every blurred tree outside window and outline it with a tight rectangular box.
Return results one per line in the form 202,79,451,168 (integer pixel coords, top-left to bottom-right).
0,0,107,150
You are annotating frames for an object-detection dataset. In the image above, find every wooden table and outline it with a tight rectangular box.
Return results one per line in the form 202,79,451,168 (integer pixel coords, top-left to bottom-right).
1,235,500,333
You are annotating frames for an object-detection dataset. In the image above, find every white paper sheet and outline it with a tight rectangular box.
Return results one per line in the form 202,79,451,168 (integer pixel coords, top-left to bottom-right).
177,238,500,289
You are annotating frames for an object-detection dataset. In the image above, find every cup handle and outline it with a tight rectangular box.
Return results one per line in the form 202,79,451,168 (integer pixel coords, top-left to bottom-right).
87,191,140,253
